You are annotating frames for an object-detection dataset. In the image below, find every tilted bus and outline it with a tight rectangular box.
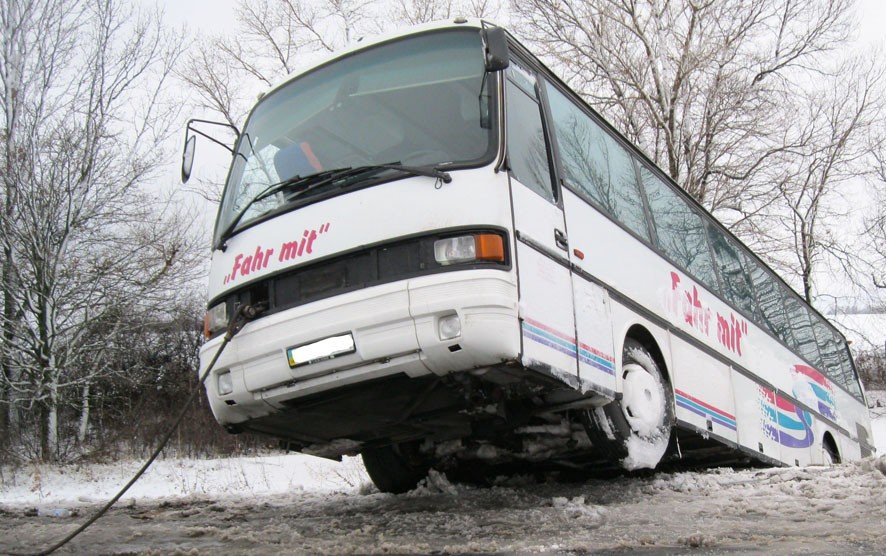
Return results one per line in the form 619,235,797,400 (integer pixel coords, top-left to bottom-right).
182,19,875,493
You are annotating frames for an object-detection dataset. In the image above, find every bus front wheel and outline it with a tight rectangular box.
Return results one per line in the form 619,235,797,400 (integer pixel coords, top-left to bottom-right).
583,338,674,471
361,442,430,494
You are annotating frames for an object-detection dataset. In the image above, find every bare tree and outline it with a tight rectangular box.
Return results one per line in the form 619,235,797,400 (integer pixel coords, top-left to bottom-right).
870,137,886,291
179,0,503,201
737,55,886,304
511,0,855,217
0,0,200,462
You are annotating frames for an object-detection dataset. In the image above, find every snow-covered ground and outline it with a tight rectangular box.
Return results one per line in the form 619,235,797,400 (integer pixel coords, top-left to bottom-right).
0,453,369,507
0,395,883,554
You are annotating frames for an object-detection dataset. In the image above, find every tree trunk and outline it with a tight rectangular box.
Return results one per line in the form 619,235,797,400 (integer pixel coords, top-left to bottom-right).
78,382,90,445
48,380,59,461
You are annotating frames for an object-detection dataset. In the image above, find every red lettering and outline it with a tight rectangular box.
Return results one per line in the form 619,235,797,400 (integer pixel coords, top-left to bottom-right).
231,254,244,279
279,241,298,262
305,229,318,254
250,246,264,272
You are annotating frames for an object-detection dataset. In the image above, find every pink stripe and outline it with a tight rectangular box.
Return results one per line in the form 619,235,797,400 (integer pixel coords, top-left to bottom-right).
675,389,736,421
523,317,575,344
578,341,615,362
793,364,827,386
776,396,796,412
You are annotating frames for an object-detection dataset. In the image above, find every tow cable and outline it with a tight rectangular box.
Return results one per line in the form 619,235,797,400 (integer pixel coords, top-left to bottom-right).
16,303,265,556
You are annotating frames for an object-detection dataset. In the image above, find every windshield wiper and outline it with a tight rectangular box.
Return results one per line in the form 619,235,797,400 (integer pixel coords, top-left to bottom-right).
369,163,452,184
215,163,452,251
216,167,358,250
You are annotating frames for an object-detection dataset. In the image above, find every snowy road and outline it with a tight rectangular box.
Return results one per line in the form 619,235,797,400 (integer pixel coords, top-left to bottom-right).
2,457,885,555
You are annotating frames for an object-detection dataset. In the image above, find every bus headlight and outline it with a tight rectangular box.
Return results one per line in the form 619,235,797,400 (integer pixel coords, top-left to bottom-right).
204,302,228,339
434,233,504,265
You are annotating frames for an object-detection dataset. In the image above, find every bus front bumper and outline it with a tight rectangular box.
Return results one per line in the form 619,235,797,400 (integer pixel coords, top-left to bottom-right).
199,269,520,427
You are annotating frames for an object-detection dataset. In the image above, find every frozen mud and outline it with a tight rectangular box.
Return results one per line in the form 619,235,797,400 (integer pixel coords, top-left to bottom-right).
2,455,884,555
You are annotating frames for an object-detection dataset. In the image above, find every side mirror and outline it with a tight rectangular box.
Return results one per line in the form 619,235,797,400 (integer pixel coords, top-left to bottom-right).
481,27,510,72
181,134,196,183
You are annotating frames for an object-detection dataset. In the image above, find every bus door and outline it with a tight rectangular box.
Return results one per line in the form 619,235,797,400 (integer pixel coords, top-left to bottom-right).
504,60,578,386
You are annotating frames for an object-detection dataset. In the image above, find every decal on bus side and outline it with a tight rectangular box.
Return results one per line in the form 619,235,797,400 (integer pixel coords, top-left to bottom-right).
757,365,837,451
665,271,749,357
223,222,331,285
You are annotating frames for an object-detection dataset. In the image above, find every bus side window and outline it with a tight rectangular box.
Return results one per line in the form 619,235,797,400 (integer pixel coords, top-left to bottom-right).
639,167,719,290
544,82,649,241
706,226,759,319
505,64,554,201
783,295,821,366
744,256,794,346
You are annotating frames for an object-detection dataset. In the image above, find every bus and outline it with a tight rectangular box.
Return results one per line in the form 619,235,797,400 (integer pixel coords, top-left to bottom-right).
182,19,875,493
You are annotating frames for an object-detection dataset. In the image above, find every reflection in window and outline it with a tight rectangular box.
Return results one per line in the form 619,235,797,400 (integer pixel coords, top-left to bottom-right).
545,83,649,239
506,69,553,201
838,345,861,396
640,167,718,289
745,258,793,344
707,227,758,319
783,295,820,365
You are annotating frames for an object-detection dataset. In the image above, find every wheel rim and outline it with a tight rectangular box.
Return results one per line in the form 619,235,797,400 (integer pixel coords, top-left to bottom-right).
621,362,666,438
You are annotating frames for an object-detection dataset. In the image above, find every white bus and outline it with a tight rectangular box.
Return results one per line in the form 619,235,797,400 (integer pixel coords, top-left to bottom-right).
183,19,874,493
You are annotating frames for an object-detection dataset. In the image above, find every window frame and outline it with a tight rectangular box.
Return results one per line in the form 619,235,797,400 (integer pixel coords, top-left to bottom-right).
503,52,561,206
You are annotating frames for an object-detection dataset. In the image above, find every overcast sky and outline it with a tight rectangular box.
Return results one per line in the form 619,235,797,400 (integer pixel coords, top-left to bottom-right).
157,0,885,45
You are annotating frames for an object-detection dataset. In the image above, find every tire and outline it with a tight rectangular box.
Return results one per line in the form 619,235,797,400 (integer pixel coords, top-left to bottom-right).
361,443,430,494
823,438,841,465
583,338,674,471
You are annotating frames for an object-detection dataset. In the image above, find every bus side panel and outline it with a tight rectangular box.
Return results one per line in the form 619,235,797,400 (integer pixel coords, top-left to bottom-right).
516,242,579,382
732,372,783,463
669,337,738,444
571,277,617,394
830,385,872,460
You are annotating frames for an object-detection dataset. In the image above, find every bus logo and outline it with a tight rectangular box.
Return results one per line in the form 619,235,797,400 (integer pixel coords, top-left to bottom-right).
758,366,836,450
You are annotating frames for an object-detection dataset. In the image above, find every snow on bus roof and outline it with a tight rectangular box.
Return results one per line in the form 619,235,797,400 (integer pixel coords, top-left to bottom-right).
262,18,490,99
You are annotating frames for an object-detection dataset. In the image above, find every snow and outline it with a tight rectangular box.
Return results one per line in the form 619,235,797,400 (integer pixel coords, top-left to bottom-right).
0,453,370,508
0,393,884,552
3,454,884,554
621,432,670,471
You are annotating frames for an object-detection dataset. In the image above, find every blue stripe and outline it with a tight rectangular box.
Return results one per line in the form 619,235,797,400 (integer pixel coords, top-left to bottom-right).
522,323,577,354
675,396,737,428
522,322,616,376
809,383,834,405
578,354,616,376
578,349,615,371
676,399,737,430
777,411,805,431
523,330,577,358
675,395,737,426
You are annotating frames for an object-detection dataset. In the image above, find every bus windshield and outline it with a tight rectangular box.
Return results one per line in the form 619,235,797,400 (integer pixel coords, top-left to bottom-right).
216,29,495,243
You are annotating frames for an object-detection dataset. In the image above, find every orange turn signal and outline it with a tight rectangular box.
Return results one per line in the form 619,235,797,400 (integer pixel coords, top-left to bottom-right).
475,234,505,262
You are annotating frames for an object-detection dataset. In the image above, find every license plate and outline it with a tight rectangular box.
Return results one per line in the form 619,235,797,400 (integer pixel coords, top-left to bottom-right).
286,333,355,368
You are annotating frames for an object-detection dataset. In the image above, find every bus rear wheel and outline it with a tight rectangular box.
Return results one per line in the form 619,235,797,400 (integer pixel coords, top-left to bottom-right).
583,338,674,471
361,442,430,494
